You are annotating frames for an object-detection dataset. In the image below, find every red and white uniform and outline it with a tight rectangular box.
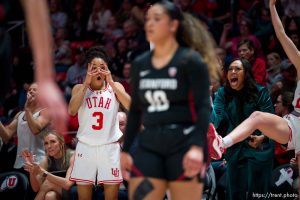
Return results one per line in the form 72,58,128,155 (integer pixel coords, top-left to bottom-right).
285,81,300,155
77,84,122,145
70,84,123,184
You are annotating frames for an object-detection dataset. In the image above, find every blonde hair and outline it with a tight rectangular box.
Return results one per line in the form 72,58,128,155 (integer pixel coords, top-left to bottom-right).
44,130,68,169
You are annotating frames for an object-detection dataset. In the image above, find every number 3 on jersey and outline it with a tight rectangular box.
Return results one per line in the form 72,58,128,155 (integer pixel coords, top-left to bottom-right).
145,90,169,112
92,112,103,130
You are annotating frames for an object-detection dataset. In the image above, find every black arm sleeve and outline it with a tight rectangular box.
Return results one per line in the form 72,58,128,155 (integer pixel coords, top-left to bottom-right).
122,60,142,152
186,52,211,160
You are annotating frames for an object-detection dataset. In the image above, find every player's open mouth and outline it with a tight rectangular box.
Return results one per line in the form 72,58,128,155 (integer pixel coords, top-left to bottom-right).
97,76,101,80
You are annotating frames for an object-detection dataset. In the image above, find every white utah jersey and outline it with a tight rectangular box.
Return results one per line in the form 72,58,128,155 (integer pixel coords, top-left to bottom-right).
77,84,122,146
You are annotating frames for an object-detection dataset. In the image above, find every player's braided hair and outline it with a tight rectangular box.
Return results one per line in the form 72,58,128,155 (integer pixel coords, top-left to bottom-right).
85,45,111,66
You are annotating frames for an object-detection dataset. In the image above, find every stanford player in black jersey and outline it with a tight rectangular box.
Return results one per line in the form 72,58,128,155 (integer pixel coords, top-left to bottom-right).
120,1,220,199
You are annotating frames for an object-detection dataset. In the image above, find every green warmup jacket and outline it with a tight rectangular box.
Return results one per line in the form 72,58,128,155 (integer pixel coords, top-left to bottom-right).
212,85,275,200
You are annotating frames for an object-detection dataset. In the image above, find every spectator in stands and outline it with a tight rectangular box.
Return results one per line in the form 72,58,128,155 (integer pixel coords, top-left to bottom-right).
102,15,124,43
122,18,148,59
114,37,129,78
288,30,300,50
275,91,294,117
250,6,273,53
237,39,267,86
235,9,247,28
215,46,227,68
0,83,51,171
117,111,128,149
177,0,194,13
130,0,149,25
238,0,256,10
64,46,87,101
220,17,264,58
115,0,133,25
54,28,72,66
211,58,274,200
280,0,300,17
23,131,74,200
49,0,68,34
266,52,282,90
103,42,120,80
11,48,34,110
284,17,300,33
87,0,112,39
69,0,89,41
270,59,297,104
122,19,139,49
119,62,131,95
213,47,227,94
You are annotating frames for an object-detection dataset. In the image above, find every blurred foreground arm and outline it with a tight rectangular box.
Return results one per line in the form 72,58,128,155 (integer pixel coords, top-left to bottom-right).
21,0,68,133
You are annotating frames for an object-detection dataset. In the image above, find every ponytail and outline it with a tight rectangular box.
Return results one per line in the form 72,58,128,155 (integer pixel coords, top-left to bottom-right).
179,13,222,82
155,1,221,82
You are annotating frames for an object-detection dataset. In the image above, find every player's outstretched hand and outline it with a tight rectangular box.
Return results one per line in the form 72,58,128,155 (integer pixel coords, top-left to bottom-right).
120,152,133,181
183,145,205,178
37,81,68,134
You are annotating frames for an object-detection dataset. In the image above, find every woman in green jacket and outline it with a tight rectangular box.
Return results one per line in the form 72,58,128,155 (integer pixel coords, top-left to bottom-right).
211,58,274,200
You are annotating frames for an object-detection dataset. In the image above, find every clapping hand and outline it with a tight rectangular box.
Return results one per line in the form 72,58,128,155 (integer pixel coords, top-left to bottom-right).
248,135,265,149
22,149,41,175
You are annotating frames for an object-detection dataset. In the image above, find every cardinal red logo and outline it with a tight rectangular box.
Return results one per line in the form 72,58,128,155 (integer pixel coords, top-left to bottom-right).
168,67,177,77
111,168,120,177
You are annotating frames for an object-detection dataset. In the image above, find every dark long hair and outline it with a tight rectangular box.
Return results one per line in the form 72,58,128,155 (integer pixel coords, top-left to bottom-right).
223,58,258,120
280,91,294,113
155,0,221,82
84,45,111,66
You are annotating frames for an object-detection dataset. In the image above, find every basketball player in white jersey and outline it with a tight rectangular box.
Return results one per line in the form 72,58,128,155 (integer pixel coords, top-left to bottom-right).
68,46,130,200
208,0,300,195
0,83,50,170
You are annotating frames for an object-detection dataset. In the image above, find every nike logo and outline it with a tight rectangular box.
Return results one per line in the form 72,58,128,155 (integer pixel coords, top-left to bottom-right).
140,70,150,77
183,126,195,135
